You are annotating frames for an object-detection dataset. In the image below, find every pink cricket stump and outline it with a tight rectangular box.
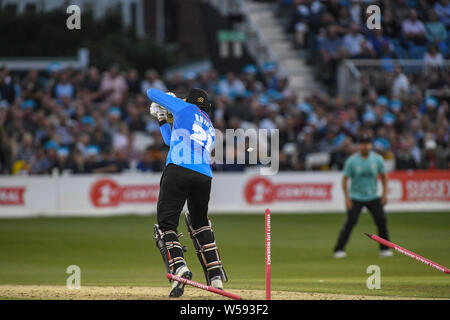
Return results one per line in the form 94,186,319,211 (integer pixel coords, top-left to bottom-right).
166,273,242,300
265,208,271,300
365,233,450,274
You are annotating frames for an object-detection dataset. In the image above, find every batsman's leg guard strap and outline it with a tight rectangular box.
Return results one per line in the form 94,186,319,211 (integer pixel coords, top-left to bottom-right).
168,256,186,269
202,242,217,251
206,261,223,269
192,225,212,236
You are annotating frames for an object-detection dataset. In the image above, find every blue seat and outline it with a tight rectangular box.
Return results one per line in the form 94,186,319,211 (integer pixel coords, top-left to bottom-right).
441,38,450,58
407,0,418,8
409,44,427,59
393,39,409,59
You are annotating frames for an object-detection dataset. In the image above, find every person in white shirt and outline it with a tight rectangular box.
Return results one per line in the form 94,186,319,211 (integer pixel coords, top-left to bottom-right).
140,69,167,93
218,72,245,98
100,64,128,105
342,23,375,58
392,65,410,97
423,44,444,69
402,9,426,45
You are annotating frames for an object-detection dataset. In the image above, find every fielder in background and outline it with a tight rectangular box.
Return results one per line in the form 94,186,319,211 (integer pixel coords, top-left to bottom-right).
333,134,393,258
148,88,227,298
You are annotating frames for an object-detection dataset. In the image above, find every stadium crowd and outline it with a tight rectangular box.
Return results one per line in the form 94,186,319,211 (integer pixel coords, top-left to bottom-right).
0,60,448,175
286,0,450,84
0,0,449,175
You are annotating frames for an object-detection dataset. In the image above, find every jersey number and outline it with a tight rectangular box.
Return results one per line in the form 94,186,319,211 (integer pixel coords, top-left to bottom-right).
190,123,213,152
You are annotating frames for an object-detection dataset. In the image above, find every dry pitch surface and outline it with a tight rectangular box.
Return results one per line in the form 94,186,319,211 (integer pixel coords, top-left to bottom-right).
0,285,440,300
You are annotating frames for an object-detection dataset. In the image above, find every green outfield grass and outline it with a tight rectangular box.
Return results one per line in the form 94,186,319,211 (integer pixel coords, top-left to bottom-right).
0,211,449,298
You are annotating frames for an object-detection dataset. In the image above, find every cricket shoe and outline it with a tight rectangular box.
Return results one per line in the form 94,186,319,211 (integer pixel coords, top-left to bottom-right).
169,265,192,298
210,276,223,290
333,250,347,258
379,249,393,257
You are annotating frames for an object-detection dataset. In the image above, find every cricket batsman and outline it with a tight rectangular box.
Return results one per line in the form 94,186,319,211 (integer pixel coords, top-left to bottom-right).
333,134,393,258
147,88,227,298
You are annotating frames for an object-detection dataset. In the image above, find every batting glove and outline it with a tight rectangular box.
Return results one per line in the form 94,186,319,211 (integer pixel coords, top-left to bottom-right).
157,108,168,122
149,92,176,122
149,102,161,118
